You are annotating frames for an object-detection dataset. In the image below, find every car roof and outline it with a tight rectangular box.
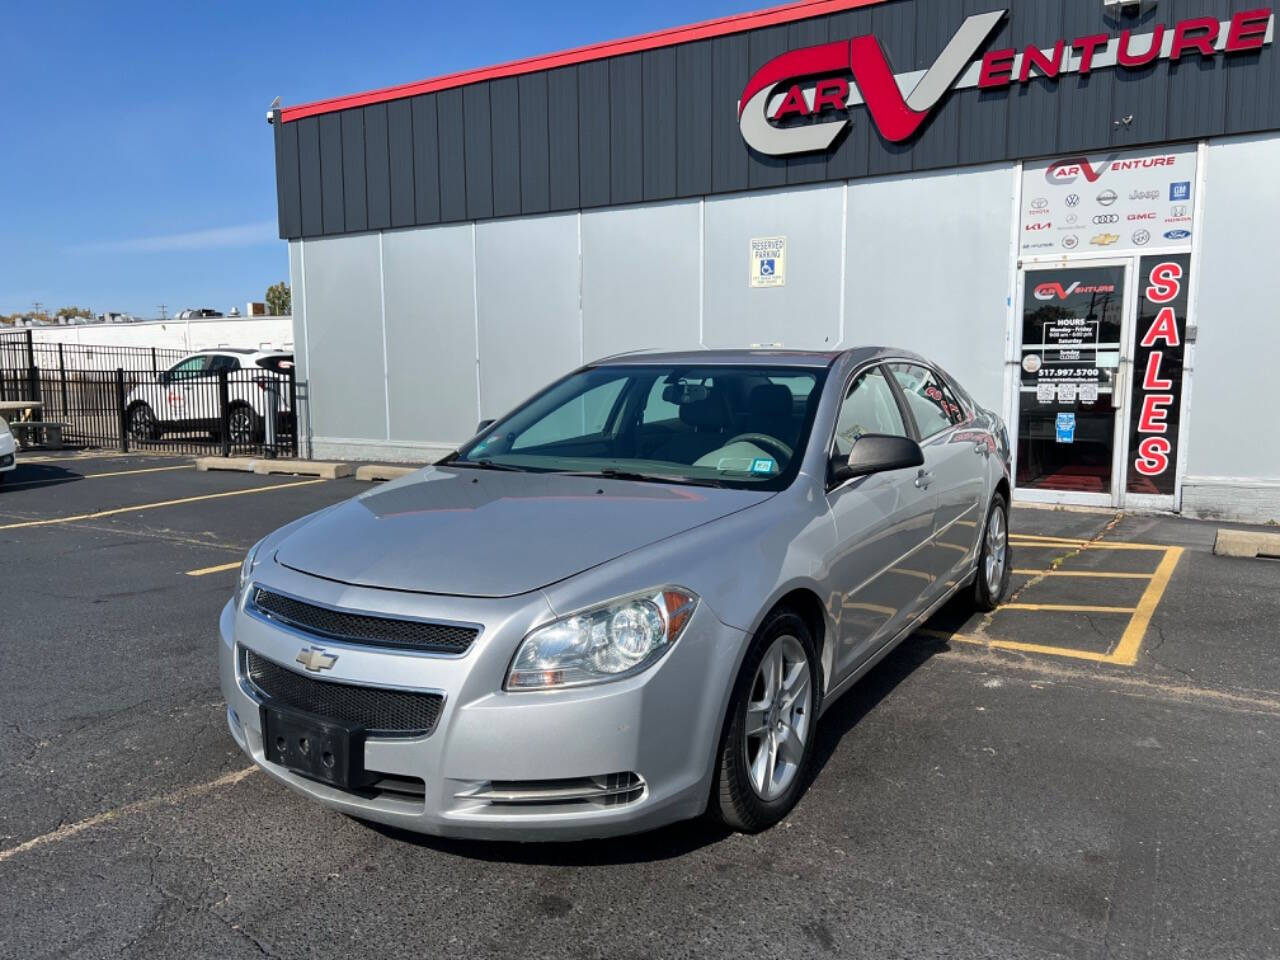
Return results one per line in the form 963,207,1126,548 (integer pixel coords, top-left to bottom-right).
186,349,291,359
587,346,927,369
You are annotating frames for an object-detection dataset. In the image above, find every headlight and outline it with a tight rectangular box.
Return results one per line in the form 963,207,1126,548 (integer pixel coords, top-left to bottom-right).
236,538,266,603
506,588,698,691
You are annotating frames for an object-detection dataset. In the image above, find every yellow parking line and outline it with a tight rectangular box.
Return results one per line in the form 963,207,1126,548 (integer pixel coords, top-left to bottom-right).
0,478,326,531
1003,602,1136,614
0,767,256,864
1110,546,1184,666
186,561,241,577
2,464,192,491
1009,537,1167,552
1012,569,1153,579
1010,533,1093,545
919,628,1113,664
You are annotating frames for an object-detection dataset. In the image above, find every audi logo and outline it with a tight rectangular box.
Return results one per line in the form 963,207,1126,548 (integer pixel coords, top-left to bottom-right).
1093,214,1120,224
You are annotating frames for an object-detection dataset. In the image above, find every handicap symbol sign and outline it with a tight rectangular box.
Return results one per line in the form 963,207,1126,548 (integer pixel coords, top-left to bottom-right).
759,259,775,277
1055,412,1076,444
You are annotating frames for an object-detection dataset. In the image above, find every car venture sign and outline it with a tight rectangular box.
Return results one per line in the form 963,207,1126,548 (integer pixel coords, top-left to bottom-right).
738,8,1275,156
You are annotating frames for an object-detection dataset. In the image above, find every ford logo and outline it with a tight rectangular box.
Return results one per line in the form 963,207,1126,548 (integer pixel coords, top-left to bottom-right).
1163,229,1192,240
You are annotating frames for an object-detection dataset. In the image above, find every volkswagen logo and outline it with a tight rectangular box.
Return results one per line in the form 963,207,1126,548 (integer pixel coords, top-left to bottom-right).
1065,194,1081,207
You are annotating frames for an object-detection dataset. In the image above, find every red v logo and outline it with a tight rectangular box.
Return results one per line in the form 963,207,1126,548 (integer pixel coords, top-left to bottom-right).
739,11,1006,155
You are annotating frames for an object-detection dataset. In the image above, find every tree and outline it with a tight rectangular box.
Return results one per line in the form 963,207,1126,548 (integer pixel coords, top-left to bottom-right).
56,306,92,320
265,282,291,316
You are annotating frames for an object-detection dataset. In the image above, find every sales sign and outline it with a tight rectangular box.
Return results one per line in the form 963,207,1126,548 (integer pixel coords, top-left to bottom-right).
1127,254,1190,496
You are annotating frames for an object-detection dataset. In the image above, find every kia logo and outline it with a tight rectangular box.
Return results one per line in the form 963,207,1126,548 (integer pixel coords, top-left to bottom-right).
1025,221,1051,231
1093,214,1120,224
1097,190,1118,206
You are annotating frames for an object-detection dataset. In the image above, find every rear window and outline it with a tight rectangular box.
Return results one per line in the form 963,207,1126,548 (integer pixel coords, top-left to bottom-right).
255,356,295,373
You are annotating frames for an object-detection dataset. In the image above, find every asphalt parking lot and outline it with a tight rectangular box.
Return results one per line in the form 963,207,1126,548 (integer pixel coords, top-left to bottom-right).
2,453,1279,960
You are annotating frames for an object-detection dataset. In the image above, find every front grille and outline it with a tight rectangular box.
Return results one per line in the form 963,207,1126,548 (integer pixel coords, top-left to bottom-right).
243,648,443,736
462,772,645,808
251,587,478,655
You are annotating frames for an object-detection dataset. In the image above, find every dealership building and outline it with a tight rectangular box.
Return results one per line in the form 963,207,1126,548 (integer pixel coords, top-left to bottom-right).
269,0,1279,521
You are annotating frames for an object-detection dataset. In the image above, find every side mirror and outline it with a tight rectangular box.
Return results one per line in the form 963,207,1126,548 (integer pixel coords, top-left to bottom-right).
475,418,496,435
829,434,924,487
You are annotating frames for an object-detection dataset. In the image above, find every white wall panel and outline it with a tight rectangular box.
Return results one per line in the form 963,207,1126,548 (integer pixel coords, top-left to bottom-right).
299,234,387,442
703,184,844,350
1186,133,1280,482
581,200,702,361
382,226,480,444
843,164,1015,411
475,213,581,418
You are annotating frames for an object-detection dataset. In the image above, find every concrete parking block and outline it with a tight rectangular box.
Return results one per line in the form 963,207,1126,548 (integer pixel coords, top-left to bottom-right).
194,456,258,473
354,464,418,482
1213,528,1280,559
252,460,353,479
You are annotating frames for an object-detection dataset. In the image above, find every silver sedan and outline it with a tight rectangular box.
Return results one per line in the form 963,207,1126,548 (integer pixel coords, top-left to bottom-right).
219,348,1011,839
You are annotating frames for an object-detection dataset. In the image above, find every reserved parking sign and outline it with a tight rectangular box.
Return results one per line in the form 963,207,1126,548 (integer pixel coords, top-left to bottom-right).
750,236,786,288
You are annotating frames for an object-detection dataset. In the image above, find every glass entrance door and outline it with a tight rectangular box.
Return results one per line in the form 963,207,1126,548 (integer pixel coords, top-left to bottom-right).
1014,262,1133,505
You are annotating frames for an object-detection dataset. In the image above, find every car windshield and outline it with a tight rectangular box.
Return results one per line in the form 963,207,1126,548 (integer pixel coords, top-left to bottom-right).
451,364,827,489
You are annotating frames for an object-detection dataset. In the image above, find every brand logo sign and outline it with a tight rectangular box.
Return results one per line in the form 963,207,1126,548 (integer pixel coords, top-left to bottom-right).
1091,233,1120,246
1170,181,1193,201
1164,229,1192,240
739,10,1273,155
1034,281,1117,301
296,647,338,672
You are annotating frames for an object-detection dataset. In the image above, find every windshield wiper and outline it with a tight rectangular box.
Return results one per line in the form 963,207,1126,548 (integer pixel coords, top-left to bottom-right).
447,459,530,473
559,468,723,488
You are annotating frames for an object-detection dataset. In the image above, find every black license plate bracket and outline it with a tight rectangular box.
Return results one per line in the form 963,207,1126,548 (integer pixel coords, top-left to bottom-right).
260,704,370,791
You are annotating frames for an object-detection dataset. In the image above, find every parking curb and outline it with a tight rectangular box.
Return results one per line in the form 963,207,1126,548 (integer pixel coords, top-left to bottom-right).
1213,528,1280,559
354,464,418,482
194,457,354,479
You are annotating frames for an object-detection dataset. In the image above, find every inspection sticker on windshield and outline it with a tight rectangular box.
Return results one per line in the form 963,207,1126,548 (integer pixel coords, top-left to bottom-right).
751,458,775,474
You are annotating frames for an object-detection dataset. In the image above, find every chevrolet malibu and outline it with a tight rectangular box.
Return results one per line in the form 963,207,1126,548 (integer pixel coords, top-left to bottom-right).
220,348,1012,839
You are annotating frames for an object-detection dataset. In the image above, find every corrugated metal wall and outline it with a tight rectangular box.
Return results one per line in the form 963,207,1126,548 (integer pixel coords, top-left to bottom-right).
274,0,1280,240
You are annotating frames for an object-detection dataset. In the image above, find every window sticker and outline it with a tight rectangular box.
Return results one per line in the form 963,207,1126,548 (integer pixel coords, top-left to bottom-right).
751,458,776,474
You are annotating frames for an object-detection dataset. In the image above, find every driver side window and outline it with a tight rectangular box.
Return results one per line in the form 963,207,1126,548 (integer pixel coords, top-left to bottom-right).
167,356,210,381
834,366,908,457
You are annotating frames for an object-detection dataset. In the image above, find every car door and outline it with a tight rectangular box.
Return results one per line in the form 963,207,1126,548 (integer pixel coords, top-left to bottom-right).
203,354,242,426
824,364,937,684
886,362,987,599
160,355,211,424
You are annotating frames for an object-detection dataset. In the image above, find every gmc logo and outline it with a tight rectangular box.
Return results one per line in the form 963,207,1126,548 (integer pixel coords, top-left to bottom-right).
739,9,1273,156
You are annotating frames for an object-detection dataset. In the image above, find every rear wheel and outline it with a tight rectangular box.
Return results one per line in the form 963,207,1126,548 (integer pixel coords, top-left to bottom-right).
127,402,161,441
226,404,263,445
712,610,819,833
973,492,1012,611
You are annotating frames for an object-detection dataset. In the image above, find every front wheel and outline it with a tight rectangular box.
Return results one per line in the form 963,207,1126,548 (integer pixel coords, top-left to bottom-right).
127,402,161,442
973,492,1012,611
712,610,820,833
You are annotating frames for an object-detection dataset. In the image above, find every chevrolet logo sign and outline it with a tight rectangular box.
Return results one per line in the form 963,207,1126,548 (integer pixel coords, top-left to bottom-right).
296,647,338,672
1090,233,1120,246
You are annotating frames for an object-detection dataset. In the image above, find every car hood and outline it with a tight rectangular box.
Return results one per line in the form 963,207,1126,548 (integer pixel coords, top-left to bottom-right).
273,467,773,598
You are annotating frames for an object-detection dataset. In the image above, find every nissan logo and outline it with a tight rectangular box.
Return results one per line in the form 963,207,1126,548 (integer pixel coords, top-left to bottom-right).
1097,189,1118,206
1093,214,1120,224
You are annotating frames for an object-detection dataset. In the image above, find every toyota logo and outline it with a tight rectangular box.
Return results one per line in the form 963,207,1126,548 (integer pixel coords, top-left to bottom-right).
1031,197,1048,210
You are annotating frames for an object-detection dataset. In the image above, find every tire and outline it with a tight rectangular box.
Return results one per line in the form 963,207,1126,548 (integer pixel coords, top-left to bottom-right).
226,404,263,445
712,609,821,833
127,402,161,442
973,492,1012,611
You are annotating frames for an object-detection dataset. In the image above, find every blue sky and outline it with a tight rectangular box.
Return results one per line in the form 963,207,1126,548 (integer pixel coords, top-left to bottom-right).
1,0,760,318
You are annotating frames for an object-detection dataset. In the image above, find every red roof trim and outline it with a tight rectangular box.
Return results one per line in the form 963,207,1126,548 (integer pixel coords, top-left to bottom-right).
280,0,889,123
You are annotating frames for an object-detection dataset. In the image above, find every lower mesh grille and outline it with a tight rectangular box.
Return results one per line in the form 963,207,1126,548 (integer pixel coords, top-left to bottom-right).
243,648,443,736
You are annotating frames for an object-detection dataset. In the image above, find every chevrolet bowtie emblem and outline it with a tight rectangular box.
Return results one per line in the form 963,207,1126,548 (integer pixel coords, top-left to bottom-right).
296,647,338,672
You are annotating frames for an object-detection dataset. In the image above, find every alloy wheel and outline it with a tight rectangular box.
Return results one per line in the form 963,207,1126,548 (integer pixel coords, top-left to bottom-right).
129,405,156,441
984,505,1007,596
228,408,255,444
742,634,812,801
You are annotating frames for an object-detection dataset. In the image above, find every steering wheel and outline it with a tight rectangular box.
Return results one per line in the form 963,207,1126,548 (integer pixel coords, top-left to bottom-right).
723,433,793,465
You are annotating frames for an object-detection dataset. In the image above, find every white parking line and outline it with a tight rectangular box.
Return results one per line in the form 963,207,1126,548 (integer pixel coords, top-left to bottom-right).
0,767,257,864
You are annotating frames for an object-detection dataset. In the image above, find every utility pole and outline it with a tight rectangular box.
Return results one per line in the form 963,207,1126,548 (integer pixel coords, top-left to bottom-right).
32,301,43,319
157,304,168,321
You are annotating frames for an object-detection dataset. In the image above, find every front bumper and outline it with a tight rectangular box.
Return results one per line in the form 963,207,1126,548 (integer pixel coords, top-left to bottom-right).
218,567,746,841
0,430,15,472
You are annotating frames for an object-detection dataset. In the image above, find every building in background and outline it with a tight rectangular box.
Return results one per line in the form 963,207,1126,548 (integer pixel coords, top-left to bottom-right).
269,0,1280,522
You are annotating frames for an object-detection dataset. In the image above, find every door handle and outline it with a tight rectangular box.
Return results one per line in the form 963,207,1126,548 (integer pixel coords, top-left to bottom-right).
914,469,933,490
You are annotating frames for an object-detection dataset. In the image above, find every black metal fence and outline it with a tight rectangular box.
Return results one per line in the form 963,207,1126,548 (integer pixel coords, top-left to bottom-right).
0,331,298,457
